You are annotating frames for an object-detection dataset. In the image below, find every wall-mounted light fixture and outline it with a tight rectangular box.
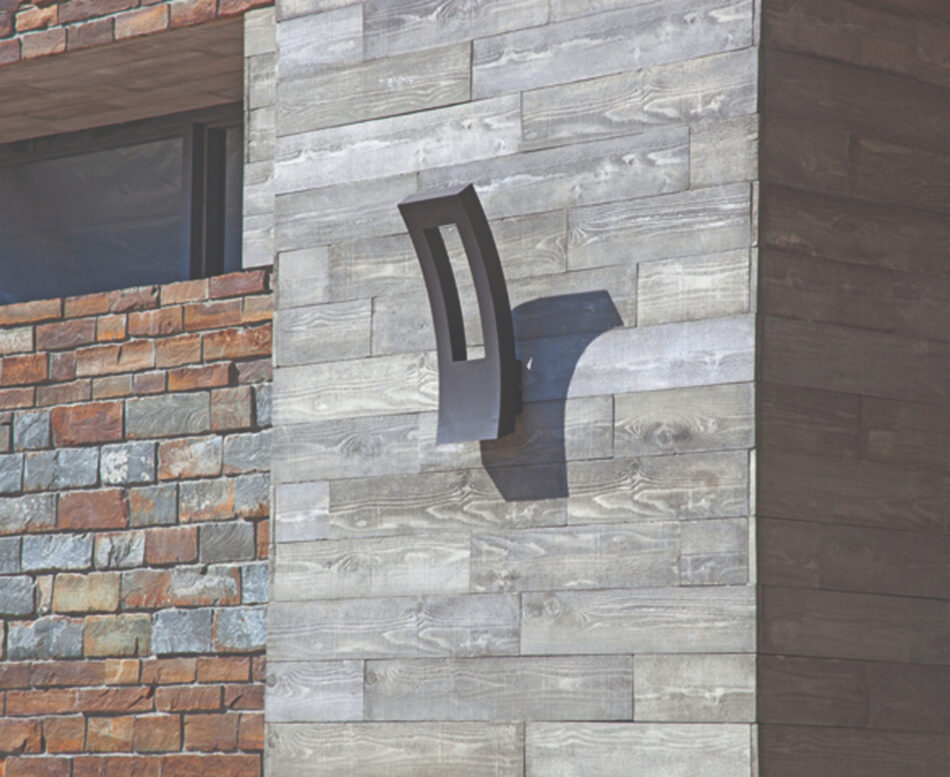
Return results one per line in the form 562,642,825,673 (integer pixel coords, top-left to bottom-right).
398,184,521,444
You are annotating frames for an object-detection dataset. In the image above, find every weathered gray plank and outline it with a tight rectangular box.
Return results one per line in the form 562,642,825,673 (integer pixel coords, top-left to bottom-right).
266,660,363,722
365,656,633,721
274,352,437,425
759,381,860,458
276,95,522,192
758,655,869,727
278,43,470,135
267,722,524,777
268,594,519,660
473,0,753,98
521,586,755,654
522,48,757,147
277,5,363,80
471,523,679,593
679,518,748,586
276,299,371,366
275,481,330,543
419,130,690,221
691,115,759,187
276,246,330,309
248,52,276,110
614,382,753,457
567,183,751,271
634,654,755,722
329,466,566,538
637,249,750,326
272,414,421,483
272,535,470,600
565,451,748,525
364,0,548,58
526,722,751,777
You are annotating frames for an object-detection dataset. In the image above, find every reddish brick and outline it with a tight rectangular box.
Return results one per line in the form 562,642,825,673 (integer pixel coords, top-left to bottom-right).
133,715,181,753
238,713,263,752
53,572,120,613
236,358,272,384
93,374,132,399
242,295,273,324
67,16,113,50
196,657,249,684
51,401,122,445
5,689,78,716
218,0,270,15
37,380,90,406
203,325,271,361
158,436,221,479
0,387,34,410
114,4,167,38
72,756,105,777
102,755,160,777
0,298,60,326
77,687,153,715
169,0,215,27
84,614,151,658
0,663,32,690
4,756,71,777
256,519,269,560
0,38,19,66
128,308,182,338
86,716,134,752
251,657,266,683
45,716,85,753
97,314,127,342
48,351,77,381
109,286,158,313
161,279,208,306
167,363,231,392
21,27,65,58
155,685,221,713
155,334,200,368
104,659,140,686
133,371,165,394
184,300,242,331
210,271,268,300
0,10,12,38
75,344,120,376
30,661,105,687
119,569,172,610
210,386,253,431
145,526,197,565
141,658,196,686
118,340,155,372
0,718,42,754
183,713,238,752
224,684,263,711
58,489,127,530
0,353,47,385
64,292,109,318
16,3,57,32
58,0,135,23
36,318,96,350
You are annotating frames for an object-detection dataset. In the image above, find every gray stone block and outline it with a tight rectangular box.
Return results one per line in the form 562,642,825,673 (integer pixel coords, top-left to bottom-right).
0,575,34,616
234,472,270,518
200,521,256,564
224,430,273,473
126,393,210,439
0,452,23,493
100,441,156,485
214,605,267,652
0,423,9,452
241,561,269,605
0,493,56,533
152,608,214,655
94,531,146,570
0,536,19,573
7,616,84,660
22,533,93,572
13,410,50,450
179,479,235,521
168,566,240,606
24,448,99,491
128,483,178,527
255,384,272,427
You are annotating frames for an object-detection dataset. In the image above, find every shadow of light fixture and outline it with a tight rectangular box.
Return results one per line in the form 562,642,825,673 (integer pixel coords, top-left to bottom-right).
398,184,521,444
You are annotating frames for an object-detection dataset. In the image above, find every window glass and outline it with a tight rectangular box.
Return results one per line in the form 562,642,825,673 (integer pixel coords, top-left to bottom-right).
0,137,185,305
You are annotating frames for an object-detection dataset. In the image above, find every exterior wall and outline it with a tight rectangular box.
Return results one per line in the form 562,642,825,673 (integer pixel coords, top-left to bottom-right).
758,1,950,774
267,2,760,775
0,270,272,776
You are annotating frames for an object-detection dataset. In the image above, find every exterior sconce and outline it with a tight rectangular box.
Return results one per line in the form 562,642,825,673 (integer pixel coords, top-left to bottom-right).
398,184,521,444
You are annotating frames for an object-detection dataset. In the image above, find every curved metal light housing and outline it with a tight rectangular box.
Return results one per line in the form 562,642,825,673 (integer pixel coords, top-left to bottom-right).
398,184,521,444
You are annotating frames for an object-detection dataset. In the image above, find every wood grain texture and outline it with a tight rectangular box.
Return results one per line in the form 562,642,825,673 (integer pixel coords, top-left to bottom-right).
758,382,860,458
757,517,821,589
861,396,950,472
521,586,755,654
568,183,752,271
522,48,757,147
566,452,748,525
850,135,950,216
470,523,679,593
364,656,633,721
758,656,870,727
267,722,524,777
276,247,329,309
277,5,363,80
272,535,470,601
275,481,330,543
690,115,759,187
278,43,470,135
634,653,755,722
265,660,364,722
525,722,751,777
276,299,371,366
268,594,520,661
614,382,754,457
867,662,950,733
679,518,749,586
761,117,850,196
329,467,566,538
473,0,753,98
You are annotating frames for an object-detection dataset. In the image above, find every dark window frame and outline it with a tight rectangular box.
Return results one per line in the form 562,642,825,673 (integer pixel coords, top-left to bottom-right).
0,102,242,288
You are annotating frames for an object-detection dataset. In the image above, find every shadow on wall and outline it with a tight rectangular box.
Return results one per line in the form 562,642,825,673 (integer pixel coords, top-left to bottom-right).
480,290,622,501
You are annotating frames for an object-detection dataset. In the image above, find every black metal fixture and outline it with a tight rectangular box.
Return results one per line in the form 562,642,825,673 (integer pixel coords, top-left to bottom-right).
398,184,521,444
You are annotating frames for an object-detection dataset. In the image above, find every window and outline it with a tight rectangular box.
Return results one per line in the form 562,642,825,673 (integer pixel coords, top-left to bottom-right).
0,104,243,305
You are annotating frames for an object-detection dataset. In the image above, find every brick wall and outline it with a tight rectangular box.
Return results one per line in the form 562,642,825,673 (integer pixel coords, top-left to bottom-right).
0,0,269,67
0,269,272,777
